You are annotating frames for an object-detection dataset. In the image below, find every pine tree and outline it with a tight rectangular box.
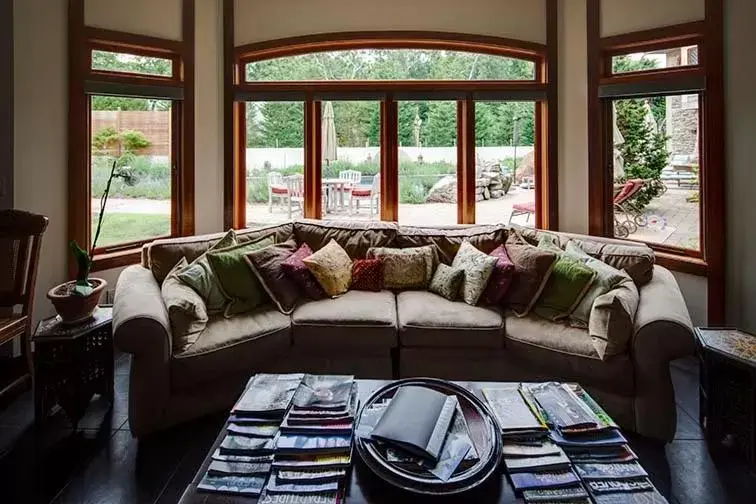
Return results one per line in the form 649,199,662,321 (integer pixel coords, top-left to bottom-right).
259,102,304,147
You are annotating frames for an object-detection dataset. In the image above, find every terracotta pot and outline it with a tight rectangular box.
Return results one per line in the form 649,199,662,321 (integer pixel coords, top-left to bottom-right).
47,278,107,324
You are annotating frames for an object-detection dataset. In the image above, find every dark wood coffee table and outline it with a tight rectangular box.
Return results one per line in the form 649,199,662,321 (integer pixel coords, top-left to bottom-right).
178,380,578,503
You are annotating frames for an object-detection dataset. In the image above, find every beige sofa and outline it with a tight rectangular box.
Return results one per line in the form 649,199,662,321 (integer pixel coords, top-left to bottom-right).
113,220,695,441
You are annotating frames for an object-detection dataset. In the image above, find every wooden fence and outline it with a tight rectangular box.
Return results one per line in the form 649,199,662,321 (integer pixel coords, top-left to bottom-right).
91,110,171,156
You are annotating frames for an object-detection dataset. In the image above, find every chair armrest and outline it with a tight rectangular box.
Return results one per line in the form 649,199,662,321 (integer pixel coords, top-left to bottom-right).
633,265,695,364
113,265,171,358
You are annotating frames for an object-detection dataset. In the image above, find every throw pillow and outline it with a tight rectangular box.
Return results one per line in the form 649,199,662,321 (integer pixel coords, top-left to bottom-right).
245,239,300,314
281,243,327,300
302,239,353,297
451,241,498,306
533,250,597,321
366,245,437,290
480,244,515,306
565,240,630,328
351,259,384,292
428,263,464,301
590,280,639,359
162,257,208,353
504,232,558,317
176,229,237,314
207,236,275,316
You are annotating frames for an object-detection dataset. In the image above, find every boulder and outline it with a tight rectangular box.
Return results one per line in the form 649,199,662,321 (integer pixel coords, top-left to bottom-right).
425,175,457,203
490,190,505,199
483,187,491,200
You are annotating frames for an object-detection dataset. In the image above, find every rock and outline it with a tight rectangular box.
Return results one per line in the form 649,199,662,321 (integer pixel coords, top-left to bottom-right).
483,187,490,200
425,175,457,203
490,190,504,199
489,182,504,190
476,194,485,202
515,151,536,182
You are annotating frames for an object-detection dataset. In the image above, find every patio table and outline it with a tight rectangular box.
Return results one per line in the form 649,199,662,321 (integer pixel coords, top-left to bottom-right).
322,178,352,213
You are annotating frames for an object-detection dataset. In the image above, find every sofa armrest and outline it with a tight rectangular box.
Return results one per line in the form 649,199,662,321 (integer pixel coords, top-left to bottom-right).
113,265,172,358
633,265,695,363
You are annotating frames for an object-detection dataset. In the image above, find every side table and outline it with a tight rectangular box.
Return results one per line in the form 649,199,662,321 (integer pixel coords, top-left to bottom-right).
694,327,756,468
33,306,114,429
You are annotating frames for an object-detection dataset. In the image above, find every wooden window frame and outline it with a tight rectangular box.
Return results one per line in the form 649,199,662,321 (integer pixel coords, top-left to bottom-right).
223,9,559,230
587,0,725,324
67,0,194,272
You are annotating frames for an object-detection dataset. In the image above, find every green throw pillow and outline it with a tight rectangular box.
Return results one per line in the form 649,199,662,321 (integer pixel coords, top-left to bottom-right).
207,236,275,316
565,241,629,327
534,236,597,321
176,230,237,314
428,264,464,301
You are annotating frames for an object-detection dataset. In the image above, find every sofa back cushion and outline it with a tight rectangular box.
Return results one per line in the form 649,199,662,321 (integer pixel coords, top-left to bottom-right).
395,224,508,264
293,219,397,259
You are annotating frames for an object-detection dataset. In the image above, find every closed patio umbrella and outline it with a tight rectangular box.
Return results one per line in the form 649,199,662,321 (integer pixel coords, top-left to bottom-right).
322,101,338,166
643,99,658,134
613,102,625,179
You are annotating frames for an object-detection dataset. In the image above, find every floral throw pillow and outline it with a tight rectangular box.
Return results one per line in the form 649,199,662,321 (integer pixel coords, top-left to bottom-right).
281,243,327,300
451,241,498,306
366,245,437,290
303,239,353,297
429,263,464,301
351,259,384,292
480,244,515,306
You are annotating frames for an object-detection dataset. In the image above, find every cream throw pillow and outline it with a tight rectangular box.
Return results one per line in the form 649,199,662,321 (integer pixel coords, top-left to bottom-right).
366,245,437,290
162,257,208,353
303,239,353,297
451,241,498,305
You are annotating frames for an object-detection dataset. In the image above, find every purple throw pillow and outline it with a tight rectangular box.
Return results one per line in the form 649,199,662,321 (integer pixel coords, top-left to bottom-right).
281,243,327,300
480,244,515,305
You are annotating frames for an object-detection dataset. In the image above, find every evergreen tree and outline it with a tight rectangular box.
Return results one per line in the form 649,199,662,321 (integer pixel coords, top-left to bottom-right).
259,102,304,147
424,102,456,147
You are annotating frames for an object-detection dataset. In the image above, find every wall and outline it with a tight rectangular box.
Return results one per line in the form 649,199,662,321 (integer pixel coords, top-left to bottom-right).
0,0,12,209
84,0,182,40
601,0,705,37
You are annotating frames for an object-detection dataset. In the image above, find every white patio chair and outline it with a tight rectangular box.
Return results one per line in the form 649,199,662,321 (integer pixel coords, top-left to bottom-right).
350,173,380,216
339,169,362,212
267,172,289,213
285,174,305,219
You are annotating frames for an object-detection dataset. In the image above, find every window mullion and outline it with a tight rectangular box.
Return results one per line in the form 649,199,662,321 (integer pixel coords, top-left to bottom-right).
380,96,398,222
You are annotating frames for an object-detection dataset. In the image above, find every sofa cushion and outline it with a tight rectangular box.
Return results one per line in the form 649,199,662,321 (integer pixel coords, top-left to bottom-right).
397,291,504,348
170,303,291,390
245,238,300,314
291,290,397,349
503,314,634,394
367,245,436,290
293,219,397,258
161,257,207,353
395,224,507,264
568,238,654,286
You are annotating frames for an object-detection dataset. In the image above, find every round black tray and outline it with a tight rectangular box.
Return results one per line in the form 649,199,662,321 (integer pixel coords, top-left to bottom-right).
354,378,503,495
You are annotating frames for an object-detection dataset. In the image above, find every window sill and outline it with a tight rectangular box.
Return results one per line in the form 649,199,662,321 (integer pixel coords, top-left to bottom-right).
91,248,143,272
654,251,707,276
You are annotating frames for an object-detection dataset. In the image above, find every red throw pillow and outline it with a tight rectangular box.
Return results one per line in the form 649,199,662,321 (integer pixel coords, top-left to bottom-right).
281,243,327,300
481,244,515,305
351,259,384,292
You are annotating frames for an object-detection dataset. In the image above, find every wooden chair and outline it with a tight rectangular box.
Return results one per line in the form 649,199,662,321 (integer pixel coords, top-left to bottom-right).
350,173,380,216
267,172,289,213
0,210,48,394
339,169,362,210
285,174,305,219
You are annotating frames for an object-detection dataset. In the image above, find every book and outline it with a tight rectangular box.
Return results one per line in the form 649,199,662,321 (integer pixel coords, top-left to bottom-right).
266,479,340,494
227,423,279,437
550,428,627,448
258,490,344,504
502,441,563,458
276,434,352,455
276,469,347,483
504,452,572,473
567,445,637,464
208,460,272,476
232,374,304,418
522,486,590,502
292,375,355,411
197,474,267,496
220,434,277,455
574,462,648,480
228,414,283,425
509,470,581,490
212,450,274,463
272,454,352,470
482,386,548,433
370,385,457,462
586,478,656,494
527,383,599,430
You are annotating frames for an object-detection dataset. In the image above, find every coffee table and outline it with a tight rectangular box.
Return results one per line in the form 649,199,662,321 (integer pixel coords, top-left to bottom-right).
178,379,619,503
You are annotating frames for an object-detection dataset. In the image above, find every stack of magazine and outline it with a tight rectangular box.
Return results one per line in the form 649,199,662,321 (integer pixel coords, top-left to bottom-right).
524,382,668,504
262,375,357,503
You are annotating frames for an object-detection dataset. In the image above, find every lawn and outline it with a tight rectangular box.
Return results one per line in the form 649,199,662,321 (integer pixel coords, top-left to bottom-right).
92,212,170,248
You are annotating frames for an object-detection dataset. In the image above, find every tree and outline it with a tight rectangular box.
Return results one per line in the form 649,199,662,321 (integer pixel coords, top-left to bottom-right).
90,51,172,111
259,102,304,147
424,102,456,147
92,127,151,158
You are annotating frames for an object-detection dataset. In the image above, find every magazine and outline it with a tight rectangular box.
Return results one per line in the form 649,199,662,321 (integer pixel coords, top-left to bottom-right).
208,460,272,476
522,486,589,502
289,383,359,419
211,449,274,463
502,441,563,458
219,434,277,455
575,461,648,480
549,428,627,448
232,374,304,418
258,489,343,504
509,469,581,490
527,383,599,430
276,469,347,483
504,452,572,473
590,489,669,503
275,434,352,455
272,454,352,470
482,386,547,432
586,478,656,494
197,474,267,496
292,375,355,410
227,423,279,437
266,479,340,494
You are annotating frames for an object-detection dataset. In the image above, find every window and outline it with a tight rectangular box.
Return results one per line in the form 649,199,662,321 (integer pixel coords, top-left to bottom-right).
91,49,175,78
230,36,556,229
611,45,700,74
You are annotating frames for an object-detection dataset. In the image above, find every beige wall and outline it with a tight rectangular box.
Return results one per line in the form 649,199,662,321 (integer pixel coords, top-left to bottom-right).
84,0,182,40
600,0,705,37
235,0,547,45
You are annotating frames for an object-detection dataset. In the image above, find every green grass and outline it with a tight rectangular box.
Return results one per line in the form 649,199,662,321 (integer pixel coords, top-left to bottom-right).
92,213,170,248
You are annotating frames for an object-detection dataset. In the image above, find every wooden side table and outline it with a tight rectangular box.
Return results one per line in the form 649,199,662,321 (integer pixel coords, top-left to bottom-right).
694,327,756,468
32,307,114,429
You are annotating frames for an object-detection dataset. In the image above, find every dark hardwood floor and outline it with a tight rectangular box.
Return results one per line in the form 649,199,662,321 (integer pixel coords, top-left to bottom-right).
0,355,754,503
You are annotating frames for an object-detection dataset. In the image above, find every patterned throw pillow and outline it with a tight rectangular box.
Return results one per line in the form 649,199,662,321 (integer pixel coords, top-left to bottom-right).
351,259,384,292
504,233,558,317
428,263,464,301
451,241,498,306
480,244,515,306
281,243,327,300
162,257,208,353
245,239,300,314
207,236,275,316
366,245,437,290
302,239,353,297
176,229,237,314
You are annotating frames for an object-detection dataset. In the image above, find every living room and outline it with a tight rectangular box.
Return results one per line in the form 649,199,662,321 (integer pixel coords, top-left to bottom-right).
1,0,756,502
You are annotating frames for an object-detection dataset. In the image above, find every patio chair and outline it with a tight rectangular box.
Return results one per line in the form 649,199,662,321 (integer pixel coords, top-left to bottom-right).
350,173,380,216
285,174,305,219
509,201,536,224
339,169,362,211
268,172,290,213
613,178,646,238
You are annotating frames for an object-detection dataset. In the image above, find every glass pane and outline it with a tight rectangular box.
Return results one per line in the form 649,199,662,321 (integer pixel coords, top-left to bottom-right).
90,96,172,248
322,101,381,221
398,101,458,226
245,101,305,226
475,101,536,226
611,95,700,251
247,49,535,82
611,45,699,74
91,50,173,77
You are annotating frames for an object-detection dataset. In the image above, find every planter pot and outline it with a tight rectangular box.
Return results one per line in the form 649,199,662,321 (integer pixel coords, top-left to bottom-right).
47,278,107,324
